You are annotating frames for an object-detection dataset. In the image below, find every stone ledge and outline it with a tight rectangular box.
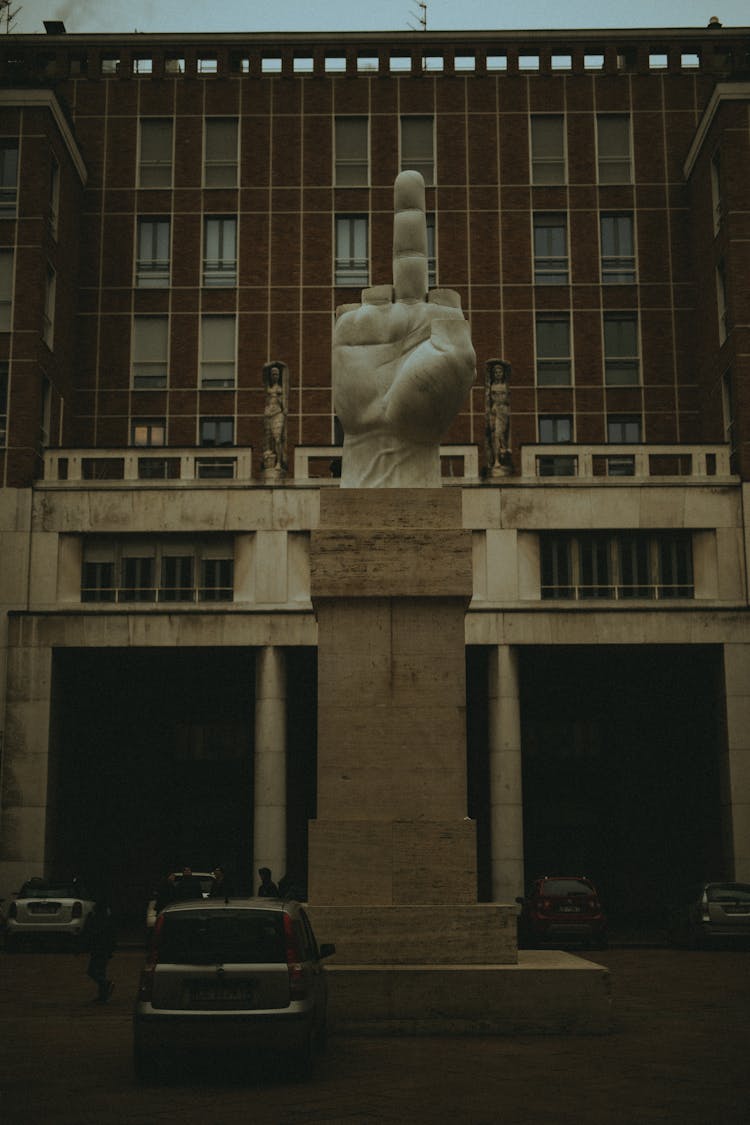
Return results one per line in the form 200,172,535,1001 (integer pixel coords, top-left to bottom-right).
325,953,612,1035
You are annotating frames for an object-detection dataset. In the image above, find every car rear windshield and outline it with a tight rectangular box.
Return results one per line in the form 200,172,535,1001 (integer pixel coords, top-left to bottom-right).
19,883,84,899
707,883,750,903
158,910,285,965
541,879,595,896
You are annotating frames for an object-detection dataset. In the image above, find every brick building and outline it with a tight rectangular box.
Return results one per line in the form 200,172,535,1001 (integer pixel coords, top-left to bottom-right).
0,23,749,921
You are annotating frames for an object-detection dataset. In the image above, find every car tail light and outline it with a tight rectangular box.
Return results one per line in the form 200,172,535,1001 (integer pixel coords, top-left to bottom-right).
138,915,163,1002
72,901,83,919
283,912,306,1000
539,898,554,914
589,898,601,913
8,902,17,920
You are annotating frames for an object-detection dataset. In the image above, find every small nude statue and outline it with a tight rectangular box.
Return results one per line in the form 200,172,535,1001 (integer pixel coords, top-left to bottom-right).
485,359,512,477
262,361,287,482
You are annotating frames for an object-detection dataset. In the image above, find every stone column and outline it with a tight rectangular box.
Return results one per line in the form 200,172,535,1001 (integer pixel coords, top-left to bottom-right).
253,646,287,889
488,644,525,902
722,643,750,881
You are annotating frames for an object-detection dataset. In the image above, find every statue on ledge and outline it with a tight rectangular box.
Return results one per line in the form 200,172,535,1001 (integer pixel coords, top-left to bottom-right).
261,360,288,483
333,171,476,488
485,359,512,477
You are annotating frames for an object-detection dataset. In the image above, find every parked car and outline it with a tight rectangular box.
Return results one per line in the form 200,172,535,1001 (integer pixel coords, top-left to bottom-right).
4,877,95,950
666,881,750,948
516,875,608,949
145,870,215,933
133,897,335,1081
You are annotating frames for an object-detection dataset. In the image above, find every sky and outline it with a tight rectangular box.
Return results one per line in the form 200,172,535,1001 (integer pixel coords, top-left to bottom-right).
4,1,750,36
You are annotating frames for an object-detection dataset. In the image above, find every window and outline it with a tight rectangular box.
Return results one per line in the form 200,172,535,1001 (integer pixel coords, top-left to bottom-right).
49,157,60,236
600,214,635,283
203,217,237,286
536,315,571,385
0,249,13,331
604,314,639,384
531,116,565,185
200,417,234,446
136,218,170,287
400,116,434,185
607,414,641,443
540,532,693,600
204,119,238,187
711,150,723,234
43,266,56,348
426,213,437,286
597,115,631,183
200,316,236,388
40,378,52,447
533,213,568,284
131,418,166,446
539,415,573,442
134,56,153,75
716,261,728,344
0,363,7,446
139,119,173,188
335,216,368,286
132,317,168,388
81,540,235,604
101,56,120,76
335,118,368,186
722,370,736,470
0,142,18,213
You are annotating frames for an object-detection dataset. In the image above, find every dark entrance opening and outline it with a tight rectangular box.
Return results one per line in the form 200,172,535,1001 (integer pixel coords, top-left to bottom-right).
519,645,725,924
49,645,317,923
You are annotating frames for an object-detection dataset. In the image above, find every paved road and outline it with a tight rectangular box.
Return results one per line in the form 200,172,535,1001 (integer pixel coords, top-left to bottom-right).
1,944,748,1124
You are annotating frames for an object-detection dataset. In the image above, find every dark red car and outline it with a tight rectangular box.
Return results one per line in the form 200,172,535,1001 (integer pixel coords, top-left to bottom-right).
516,876,608,949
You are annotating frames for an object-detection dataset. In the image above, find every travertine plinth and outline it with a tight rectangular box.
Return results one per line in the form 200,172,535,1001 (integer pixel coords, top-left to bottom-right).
309,490,476,911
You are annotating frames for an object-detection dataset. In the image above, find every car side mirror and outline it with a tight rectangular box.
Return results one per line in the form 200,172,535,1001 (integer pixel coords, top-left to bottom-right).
319,942,336,959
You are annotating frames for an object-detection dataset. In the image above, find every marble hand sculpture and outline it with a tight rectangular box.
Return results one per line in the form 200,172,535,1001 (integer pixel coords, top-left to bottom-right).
333,171,476,487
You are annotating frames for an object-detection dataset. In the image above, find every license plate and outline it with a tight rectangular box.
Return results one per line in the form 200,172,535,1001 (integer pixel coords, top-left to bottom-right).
190,983,255,1004
29,903,59,914
558,905,581,913
722,905,750,915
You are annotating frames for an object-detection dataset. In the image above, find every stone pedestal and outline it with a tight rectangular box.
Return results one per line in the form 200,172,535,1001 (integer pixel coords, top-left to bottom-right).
308,489,513,965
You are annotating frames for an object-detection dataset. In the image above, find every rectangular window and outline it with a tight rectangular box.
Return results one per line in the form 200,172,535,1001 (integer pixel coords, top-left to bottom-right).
540,536,573,599
200,316,236,388
0,249,13,331
711,150,723,234
597,115,631,184
200,557,234,601
659,535,694,599
722,370,736,471
131,418,166,446
335,117,368,186
132,317,168,388
533,213,568,284
335,215,368,286
204,119,238,187
43,266,56,348
541,532,693,601
539,414,573,442
531,116,565,185
81,561,116,603
400,116,434,185
120,556,156,603
139,119,173,188
203,216,237,286
136,217,170,287
536,314,571,385
426,213,436,286
604,313,639,384
49,157,60,236
607,414,641,443
716,261,728,344
0,142,19,213
200,417,234,446
600,214,635,283
161,555,194,602
0,362,7,447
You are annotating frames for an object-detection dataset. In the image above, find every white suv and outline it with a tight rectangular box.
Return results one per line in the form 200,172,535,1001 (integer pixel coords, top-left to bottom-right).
133,897,335,1081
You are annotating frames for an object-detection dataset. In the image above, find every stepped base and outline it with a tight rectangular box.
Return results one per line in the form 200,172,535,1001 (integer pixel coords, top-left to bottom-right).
326,953,612,1035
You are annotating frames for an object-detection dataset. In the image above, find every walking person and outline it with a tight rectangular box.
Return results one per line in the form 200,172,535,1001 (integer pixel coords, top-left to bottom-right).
257,867,279,898
82,900,117,1003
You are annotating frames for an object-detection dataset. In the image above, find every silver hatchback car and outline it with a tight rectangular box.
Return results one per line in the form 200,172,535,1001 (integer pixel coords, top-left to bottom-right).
133,897,335,1081
4,878,95,950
